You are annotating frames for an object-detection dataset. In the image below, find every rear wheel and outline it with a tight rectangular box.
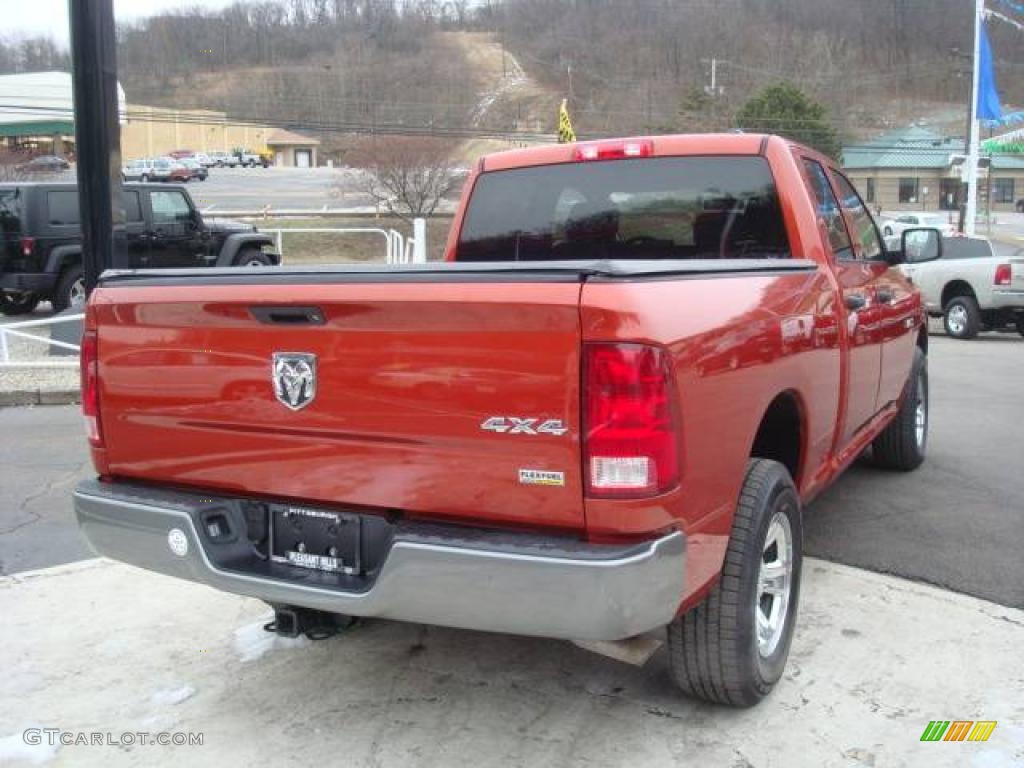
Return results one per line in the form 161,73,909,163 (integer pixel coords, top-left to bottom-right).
873,347,928,471
52,264,86,313
943,295,980,339
1016,315,1024,337
666,459,802,707
234,247,273,267
0,292,40,316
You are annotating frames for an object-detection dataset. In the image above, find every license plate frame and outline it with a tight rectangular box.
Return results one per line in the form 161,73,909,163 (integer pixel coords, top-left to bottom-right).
269,504,361,575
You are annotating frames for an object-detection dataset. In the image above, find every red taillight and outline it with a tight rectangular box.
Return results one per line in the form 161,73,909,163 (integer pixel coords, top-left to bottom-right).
19,236,35,257
80,330,102,447
574,139,654,162
994,264,1012,286
583,343,680,498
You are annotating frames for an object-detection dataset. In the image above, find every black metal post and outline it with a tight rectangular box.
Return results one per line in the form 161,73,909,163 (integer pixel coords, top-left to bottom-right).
68,0,123,293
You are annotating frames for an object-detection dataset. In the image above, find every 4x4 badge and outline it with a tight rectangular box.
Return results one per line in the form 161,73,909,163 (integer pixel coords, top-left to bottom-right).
272,353,317,410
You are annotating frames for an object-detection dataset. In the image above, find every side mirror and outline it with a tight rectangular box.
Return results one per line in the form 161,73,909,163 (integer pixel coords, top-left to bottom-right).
891,227,942,265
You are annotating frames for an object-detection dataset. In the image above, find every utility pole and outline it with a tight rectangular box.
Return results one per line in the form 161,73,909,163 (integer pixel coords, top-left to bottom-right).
950,45,972,232
964,0,984,237
68,0,124,291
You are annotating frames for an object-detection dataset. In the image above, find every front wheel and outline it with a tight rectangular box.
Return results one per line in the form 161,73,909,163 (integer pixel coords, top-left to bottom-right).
872,347,928,470
666,459,802,707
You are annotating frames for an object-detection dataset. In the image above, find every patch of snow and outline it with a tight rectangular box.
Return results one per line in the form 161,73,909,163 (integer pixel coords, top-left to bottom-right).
138,714,178,732
149,685,196,707
0,728,60,765
97,635,132,657
233,617,310,663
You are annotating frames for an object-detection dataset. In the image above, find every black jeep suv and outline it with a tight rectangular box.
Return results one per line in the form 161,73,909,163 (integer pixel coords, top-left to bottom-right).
0,182,279,314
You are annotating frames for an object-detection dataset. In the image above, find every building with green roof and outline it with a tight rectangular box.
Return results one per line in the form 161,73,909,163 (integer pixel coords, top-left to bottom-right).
842,127,1024,214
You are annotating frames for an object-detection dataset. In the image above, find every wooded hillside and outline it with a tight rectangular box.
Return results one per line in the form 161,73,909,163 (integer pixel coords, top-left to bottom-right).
2,0,1022,144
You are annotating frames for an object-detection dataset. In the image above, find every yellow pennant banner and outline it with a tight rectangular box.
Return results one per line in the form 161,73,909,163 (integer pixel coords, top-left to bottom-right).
558,99,576,143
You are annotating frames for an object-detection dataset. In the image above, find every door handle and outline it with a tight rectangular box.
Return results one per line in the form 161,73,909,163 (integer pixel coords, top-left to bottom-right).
845,293,868,311
876,288,894,304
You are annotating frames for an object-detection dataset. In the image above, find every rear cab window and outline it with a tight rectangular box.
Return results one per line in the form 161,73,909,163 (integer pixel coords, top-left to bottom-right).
46,190,81,227
0,188,23,236
455,156,791,261
941,237,993,260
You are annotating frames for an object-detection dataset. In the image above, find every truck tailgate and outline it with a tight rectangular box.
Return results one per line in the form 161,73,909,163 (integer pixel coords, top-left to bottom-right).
92,280,586,530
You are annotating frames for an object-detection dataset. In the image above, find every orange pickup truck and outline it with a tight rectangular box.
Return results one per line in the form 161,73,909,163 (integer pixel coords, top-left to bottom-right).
74,134,940,706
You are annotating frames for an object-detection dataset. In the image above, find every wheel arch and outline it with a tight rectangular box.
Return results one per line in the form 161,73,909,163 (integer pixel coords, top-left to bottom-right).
43,245,82,276
941,279,976,309
749,390,806,487
215,233,279,266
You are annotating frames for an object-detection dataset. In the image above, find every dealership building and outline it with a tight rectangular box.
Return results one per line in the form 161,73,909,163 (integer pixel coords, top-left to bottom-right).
842,126,1024,214
0,71,317,167
0,71,126,157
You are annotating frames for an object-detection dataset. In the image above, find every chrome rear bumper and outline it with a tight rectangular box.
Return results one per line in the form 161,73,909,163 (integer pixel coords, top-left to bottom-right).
74,479,686,641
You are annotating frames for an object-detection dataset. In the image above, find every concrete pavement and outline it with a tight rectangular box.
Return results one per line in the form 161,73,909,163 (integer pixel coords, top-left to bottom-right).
0,557,1020,767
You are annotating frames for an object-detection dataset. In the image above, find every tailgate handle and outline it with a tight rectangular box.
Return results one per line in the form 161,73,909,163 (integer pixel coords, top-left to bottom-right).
250,306,326,325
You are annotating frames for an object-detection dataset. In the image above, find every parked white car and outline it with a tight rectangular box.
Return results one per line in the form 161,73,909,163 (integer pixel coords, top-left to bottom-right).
900,235,1024,338
881,212,957,238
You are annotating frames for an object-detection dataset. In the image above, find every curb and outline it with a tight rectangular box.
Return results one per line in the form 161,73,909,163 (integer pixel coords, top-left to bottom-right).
0,389,80,407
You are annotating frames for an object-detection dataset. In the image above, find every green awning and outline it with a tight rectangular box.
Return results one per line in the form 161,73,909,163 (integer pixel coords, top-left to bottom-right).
0,120,75,138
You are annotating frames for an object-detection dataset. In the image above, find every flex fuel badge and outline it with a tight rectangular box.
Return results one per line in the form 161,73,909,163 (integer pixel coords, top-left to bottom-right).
519,469,565,487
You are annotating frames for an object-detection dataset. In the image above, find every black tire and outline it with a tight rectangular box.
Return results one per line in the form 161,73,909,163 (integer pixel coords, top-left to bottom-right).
872,347,928,471
234,247,273,267
666,459,802,707
943,295,981,339
883,225,893,236
52,264,86,313
0,292,41,316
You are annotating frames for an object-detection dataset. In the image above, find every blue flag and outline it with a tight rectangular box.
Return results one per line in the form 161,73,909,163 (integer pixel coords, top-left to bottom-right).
977,20,1003,121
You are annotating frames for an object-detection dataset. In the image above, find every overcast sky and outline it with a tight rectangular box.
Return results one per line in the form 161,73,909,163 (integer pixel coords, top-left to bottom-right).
3,0,238,46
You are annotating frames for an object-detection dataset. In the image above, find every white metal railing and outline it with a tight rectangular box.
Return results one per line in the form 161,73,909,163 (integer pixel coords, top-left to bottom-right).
0,313,84,369
261,218,426,265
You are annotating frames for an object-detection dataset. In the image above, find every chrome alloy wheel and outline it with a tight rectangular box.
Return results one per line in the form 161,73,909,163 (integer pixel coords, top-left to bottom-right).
756,512,794,658
914,368,927,449
69,277,87,307
947,304,968,335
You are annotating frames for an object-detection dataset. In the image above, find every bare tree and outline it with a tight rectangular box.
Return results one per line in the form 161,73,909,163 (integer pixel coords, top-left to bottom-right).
0,149,33,182
349,137,459,221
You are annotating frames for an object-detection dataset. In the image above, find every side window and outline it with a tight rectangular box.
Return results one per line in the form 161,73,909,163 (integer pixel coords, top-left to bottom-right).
801,158,853,260
122,191,142,223
834,172,884,261
149,190,191,223
46,190,81,227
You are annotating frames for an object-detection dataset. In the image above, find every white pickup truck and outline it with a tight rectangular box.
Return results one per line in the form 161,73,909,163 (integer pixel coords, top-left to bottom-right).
900,236,1024,338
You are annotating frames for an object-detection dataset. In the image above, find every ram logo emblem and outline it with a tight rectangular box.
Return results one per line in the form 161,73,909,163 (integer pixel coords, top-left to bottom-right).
272,353,317,410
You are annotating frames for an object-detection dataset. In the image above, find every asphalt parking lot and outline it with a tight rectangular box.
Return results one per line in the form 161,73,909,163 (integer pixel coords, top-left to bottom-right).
188,166,377,211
